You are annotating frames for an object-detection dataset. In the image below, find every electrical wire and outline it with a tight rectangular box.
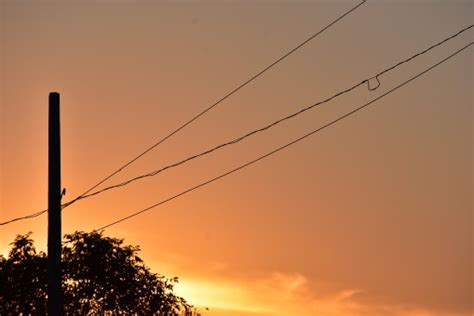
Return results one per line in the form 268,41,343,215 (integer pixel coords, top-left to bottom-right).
64,24,473,207
0,209,48,226
74,0,367,198
0,22,471,227
94,42,473,232
1,0,366,226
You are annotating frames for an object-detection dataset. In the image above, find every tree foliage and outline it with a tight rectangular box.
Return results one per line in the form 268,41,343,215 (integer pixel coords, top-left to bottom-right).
0,231,191,315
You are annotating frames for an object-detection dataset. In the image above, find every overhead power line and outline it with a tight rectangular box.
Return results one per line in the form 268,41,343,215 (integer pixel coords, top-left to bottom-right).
0,0,365,227
94,42,473,232
74,0,367,197
62,24,473,206
0,0,365,228
0,23,471,227
0,209,48,226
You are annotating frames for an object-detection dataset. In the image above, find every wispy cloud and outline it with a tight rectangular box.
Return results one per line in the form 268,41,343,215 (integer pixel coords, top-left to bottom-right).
170,269,469,316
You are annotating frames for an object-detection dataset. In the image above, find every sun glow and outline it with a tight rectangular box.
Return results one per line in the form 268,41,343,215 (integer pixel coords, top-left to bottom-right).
171,269,468,316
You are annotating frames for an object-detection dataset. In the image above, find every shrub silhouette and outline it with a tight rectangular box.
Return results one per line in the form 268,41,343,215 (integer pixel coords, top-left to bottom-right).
0,231,191,315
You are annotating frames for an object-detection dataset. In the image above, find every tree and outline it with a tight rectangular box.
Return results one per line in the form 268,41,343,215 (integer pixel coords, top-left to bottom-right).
0,231,191,315
0,233,47,314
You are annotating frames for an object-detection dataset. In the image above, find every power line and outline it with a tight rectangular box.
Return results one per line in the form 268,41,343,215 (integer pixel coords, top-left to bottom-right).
0,209,47,226
74,0,366,198
1,23,471,227
68,80,366,203
375,25,472,79
94,42,473,232
0,0,366,227
64,24,473,206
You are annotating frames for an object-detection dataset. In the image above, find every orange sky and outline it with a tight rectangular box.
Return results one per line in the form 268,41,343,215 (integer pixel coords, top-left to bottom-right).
0,1,472,315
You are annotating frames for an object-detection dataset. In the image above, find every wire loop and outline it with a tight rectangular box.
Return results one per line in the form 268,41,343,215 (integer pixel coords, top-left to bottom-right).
367,76,381,91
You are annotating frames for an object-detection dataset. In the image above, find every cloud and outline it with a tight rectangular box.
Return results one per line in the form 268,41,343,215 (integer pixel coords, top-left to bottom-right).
147,252,469,316
172,271,470,316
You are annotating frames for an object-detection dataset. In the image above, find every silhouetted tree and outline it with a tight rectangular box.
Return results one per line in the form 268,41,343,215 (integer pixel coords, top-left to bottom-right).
0,231,191,315
0,233,47,313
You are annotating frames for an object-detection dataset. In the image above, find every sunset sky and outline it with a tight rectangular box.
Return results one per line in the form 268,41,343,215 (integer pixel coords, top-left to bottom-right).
0,1,472,315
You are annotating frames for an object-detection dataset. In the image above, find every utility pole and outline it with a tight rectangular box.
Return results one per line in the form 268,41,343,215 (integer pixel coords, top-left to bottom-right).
48,92,63,315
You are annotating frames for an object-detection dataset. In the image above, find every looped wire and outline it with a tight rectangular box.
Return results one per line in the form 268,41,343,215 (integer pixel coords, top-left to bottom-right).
367,75,381,91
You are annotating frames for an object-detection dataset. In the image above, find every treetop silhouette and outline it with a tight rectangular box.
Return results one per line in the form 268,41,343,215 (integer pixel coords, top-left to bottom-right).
0,231,191,315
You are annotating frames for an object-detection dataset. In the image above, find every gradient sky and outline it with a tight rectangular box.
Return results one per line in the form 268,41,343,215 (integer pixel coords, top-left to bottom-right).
0,1,472,315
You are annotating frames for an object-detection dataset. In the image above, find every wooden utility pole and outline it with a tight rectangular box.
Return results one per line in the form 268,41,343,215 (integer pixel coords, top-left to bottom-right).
48,92,63,315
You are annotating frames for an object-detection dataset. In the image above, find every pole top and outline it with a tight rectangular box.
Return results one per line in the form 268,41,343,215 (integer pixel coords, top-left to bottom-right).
49,92,60,104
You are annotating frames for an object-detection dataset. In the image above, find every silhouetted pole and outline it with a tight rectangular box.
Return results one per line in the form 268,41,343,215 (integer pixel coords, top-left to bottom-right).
48,92,63,315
